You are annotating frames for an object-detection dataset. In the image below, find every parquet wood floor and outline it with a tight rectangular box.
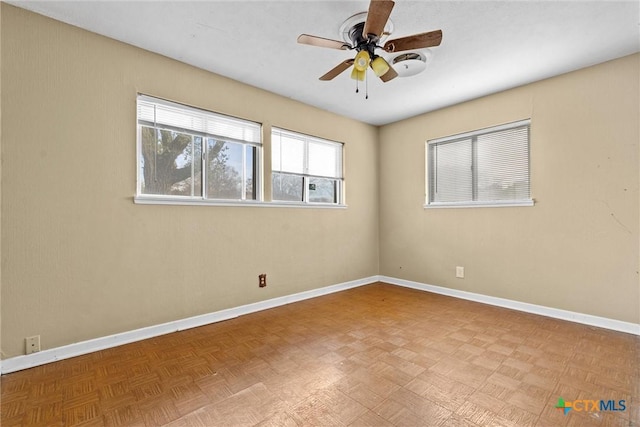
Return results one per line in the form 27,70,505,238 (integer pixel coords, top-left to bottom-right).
1,282,638,426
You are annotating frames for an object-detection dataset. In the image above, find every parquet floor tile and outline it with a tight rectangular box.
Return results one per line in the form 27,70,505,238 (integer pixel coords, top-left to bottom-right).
1,282,638,426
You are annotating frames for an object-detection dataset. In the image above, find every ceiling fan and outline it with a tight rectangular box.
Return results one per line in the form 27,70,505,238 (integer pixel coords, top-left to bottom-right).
297,0,442,83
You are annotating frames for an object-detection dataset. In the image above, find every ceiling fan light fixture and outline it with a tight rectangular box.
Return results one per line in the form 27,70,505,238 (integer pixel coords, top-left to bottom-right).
350,67,366,81
354,50,370,72
370,56,390,77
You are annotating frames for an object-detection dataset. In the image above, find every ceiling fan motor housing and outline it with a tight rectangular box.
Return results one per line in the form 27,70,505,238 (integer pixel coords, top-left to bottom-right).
348,22,379,56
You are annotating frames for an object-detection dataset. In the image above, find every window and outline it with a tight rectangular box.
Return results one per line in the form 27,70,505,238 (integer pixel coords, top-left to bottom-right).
427,119,532,207
136,95,261,202
271,128,343,205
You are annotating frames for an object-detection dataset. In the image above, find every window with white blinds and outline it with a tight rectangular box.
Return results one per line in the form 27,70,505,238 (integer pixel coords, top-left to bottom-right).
136,95,261,201
271,128,344,205
427,120,532,208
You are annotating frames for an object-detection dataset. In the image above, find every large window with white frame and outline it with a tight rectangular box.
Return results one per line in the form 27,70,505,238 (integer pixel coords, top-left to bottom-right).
136,95,261,202
271,128,344,205
426,119,532,208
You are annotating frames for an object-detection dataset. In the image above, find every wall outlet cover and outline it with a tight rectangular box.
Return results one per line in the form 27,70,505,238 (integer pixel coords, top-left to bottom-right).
25,335,41,354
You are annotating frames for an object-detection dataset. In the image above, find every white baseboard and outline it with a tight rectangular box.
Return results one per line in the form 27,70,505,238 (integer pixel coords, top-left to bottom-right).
380,275,640,336
0,276,378,375
3,275,637,374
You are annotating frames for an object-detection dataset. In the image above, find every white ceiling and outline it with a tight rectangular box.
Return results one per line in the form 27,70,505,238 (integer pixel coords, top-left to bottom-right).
8,1,640,125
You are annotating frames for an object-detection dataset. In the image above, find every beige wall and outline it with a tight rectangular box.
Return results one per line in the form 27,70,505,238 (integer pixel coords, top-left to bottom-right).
0,3,3,357
0,5,379,358
380,54,639,324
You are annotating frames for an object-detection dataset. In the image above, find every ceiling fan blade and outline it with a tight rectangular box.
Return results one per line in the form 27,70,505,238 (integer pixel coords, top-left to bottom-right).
379,65,398,82
383,30,443,53
362,0,395,38
319,59,355,81
297,34,350,50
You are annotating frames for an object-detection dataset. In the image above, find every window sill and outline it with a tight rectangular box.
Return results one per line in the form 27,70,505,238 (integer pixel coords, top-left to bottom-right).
424,199,535,209
134,196,347,209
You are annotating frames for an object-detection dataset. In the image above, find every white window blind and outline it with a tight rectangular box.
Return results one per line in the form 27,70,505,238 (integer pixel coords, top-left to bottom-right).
137,95,261,144
271,128,342,179
427,120,532,207
272,132,305,175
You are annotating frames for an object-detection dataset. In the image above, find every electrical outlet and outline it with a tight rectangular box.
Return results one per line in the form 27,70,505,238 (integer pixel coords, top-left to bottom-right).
26,335,41,354
259,274,267,288
456,266,465,279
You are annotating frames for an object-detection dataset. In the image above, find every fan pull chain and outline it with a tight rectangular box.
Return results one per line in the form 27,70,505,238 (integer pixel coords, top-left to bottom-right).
365,69,369,100
355,78,359,94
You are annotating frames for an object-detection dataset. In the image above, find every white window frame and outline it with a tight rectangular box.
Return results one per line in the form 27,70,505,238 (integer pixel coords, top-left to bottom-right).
425,119,533,208
135,95,262,205
271,128,345,206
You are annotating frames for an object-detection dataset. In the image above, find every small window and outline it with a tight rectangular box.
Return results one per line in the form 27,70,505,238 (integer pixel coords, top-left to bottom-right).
427,119,532,208
137,95,261,202
271,128,343,205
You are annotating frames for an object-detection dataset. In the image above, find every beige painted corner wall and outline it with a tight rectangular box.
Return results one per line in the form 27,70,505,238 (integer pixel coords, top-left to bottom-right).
0,5,379,358
0,3,3,355
379,54,640,324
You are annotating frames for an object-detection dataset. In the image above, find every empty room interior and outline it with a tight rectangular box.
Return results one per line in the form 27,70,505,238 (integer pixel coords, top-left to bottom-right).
1,1,639,426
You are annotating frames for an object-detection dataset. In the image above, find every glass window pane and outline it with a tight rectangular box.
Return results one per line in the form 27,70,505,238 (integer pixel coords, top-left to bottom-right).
193,137,203,197
272,173,303,202
139,126,201,197
430,139,473,203
308,178,337,203
245,145,256,200
308,141,340,178
206,139,243,200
